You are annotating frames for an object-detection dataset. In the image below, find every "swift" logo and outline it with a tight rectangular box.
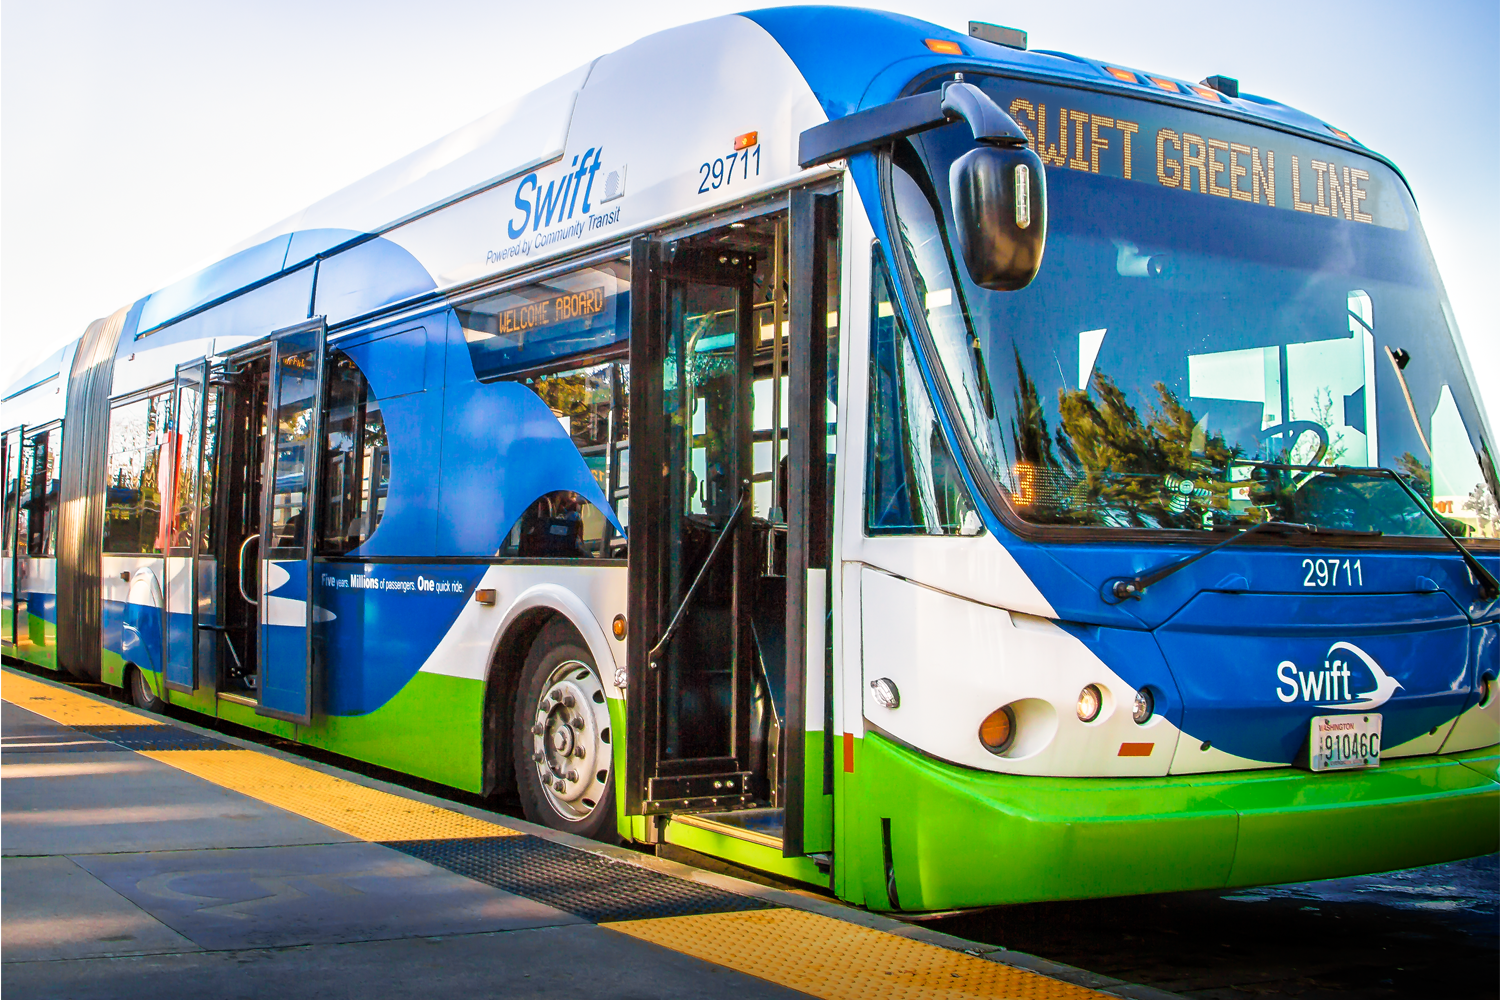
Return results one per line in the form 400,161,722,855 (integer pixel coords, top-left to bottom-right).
1274,641,1403,710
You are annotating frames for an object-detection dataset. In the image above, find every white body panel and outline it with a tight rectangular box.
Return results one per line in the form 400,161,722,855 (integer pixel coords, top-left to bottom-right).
413,563,628,697
859,567,1179,776
382,16,829,297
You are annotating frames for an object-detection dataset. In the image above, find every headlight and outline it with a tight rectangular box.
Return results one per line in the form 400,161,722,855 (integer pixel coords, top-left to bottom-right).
979,705,1016,754
1077,684,1102,723
1132,688,1154,724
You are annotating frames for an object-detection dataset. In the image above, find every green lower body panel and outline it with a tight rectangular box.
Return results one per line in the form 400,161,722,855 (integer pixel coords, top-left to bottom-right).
111,661,486,794
293,671,486,792
6,614,59,670
847,733,1500,912
100,648,126,689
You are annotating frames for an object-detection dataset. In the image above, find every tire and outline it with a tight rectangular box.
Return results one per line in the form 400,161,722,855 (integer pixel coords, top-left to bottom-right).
512,619,616,841
128,666,164,713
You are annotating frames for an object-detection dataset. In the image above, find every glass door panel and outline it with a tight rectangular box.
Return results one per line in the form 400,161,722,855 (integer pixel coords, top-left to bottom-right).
257,321,326,723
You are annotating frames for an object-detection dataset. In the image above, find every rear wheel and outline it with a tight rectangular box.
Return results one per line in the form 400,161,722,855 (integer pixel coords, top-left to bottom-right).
128,666,164,712
512,619,616,840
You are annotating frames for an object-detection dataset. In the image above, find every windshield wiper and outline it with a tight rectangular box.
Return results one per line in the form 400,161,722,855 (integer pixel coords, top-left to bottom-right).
1386,470,1500,601
1109,521,1381,601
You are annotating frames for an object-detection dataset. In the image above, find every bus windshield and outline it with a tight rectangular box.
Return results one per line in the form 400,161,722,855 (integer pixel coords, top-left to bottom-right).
887,74,1499,540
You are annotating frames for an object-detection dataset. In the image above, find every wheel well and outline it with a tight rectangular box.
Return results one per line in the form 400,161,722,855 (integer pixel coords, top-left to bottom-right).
483,609,588,797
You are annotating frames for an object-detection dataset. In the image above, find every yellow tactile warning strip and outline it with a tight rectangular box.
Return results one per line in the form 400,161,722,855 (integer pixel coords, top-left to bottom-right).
1,670,161,727
3,669,1110,998
0,669,518,842
140,750,522,841
603,908,1111,1000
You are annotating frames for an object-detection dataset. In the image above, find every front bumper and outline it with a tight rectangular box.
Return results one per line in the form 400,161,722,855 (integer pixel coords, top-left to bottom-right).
849,733,1499,910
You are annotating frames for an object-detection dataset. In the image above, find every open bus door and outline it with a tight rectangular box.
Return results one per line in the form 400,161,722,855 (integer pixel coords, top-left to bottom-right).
254,318,327,724
626,234,760,818
626,190,838,859
163,359,207,693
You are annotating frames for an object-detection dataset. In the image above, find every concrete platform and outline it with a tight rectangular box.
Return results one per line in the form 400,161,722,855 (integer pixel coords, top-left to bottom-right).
1,668,1173,1000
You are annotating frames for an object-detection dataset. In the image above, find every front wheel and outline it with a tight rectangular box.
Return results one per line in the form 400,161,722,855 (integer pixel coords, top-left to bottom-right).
511,620,616,840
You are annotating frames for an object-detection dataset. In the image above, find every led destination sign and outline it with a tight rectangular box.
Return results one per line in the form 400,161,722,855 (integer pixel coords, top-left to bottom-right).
483,286,608,341
971,79,1408,230
458,261,629,380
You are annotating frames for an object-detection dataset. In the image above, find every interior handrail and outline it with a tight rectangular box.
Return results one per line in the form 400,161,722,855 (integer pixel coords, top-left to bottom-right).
648,481,749,671
237,534,260,606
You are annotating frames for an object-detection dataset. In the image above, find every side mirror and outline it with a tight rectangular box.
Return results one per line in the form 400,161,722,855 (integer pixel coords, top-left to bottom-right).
949,144,1047,291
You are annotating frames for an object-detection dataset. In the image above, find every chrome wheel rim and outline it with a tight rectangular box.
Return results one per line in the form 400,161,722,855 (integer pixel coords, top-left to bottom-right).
530,659,611,822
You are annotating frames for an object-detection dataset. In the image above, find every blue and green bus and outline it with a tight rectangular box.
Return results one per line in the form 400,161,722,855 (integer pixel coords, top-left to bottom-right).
4,7,1496,910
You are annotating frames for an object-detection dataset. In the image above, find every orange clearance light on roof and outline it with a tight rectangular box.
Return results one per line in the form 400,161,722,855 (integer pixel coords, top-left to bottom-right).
1326,125,1351,141
1189,84,1223,102
1148,77,1180,93
733,131,758,151
924,38,964,55
1104,66,1138,83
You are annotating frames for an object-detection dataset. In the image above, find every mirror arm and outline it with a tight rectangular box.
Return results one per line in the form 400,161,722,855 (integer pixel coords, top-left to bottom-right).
938,81,1028,147
798,81,1028,169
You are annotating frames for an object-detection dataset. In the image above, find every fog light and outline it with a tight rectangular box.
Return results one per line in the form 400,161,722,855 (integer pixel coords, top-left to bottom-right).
870,677,900,710
1077,684,1102,723
979,705,1016,755
1132,688,1154,724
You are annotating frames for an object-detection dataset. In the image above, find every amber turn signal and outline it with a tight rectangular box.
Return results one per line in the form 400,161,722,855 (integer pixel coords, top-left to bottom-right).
473,589,496,606
612,614,628,641
979,705,1016,755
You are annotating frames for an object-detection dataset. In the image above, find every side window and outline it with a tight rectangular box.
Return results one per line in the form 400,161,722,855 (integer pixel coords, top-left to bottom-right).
104,392,173,554
502,359,628,559
23,429,60,556
319,352,388,555
865,251,983,537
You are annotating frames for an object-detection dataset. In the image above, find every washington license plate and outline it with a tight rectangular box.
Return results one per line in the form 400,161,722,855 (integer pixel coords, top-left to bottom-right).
1310,714,1382,772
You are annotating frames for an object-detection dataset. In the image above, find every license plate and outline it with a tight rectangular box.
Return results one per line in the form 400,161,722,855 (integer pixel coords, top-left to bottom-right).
1309,713,1381,771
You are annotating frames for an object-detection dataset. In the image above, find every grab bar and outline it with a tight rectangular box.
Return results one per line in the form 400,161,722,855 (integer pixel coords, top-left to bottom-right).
648,481,748,671
237,534,260,606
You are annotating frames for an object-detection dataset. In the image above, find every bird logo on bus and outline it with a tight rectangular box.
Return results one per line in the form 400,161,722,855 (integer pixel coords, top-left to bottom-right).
1274,641,1403,710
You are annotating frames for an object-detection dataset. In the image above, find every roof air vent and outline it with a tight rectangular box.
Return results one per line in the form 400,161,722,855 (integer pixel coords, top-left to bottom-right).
969,21,1027,50
1200,75,1239,98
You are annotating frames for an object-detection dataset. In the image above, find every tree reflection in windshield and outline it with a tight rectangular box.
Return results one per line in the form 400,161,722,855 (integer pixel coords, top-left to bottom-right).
1005,344,1459,535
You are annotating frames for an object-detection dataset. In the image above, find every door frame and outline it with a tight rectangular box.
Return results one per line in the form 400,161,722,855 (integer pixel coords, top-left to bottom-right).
782,189,838,856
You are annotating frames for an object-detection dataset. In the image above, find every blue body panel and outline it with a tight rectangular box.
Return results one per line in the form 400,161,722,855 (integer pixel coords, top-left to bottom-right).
1156,592,1471,761
743,7,1370,151
315,238,437,327
261,558,311,719
137,236,294,335
315,563,487,715
102,598,162,675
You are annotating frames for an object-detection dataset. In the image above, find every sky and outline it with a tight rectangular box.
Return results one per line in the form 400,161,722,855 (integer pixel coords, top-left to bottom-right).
3,0,1497,420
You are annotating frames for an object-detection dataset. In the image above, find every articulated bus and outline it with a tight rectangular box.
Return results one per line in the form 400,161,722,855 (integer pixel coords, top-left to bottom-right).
3,8,1496,910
